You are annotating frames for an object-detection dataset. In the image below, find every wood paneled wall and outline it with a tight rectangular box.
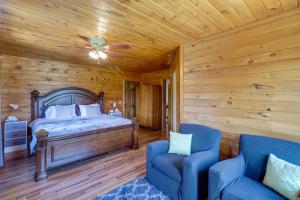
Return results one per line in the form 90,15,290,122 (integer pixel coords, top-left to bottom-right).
182,8,300,158
141,69,170,85
0,55,140,121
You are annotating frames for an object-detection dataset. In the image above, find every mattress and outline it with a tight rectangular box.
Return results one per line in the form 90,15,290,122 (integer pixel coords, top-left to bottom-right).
29,114,132,153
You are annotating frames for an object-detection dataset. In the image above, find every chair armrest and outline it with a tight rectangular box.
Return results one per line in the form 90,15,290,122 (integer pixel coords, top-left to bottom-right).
181,150,219,200
208,154,246,200
146,140,169,168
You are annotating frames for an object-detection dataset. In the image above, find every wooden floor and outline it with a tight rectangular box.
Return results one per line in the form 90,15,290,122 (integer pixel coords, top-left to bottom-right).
0,129,164,200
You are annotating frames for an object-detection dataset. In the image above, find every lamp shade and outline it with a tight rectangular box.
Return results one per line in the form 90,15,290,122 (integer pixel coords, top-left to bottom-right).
9,104,18,110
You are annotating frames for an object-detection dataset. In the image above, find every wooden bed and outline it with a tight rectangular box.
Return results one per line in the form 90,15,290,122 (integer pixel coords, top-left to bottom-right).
30,87,139,181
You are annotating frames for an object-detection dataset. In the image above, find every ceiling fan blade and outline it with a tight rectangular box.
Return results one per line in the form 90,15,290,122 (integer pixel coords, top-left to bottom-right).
77,34,90,42
57,45,92,49
104,44,130,50
106,51,126,58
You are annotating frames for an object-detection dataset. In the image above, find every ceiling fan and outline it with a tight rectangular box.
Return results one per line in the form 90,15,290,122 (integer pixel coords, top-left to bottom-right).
58,35,130,63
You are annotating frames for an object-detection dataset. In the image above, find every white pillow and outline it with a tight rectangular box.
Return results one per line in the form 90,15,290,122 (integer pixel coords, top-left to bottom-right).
263,154,300,200
44,106,56,119
168,131,192,155
44,104,76,119
79,104,101,118
55,104,76,119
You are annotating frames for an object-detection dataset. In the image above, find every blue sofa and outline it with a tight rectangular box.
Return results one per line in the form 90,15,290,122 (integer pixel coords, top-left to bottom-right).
209,134,300,200
146,124,221,200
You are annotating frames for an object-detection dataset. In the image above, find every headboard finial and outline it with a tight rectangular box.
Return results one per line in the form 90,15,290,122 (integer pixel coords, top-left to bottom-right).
99,91,104,100
99,91,104,113
31,90,40,121
31,90,40,101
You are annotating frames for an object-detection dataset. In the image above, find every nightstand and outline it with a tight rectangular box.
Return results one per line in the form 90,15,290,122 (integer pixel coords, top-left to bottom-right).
108,111,123,118
4,120,27,153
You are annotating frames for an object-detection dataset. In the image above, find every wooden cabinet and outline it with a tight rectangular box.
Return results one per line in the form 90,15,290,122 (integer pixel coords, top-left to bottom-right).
139,84,162,130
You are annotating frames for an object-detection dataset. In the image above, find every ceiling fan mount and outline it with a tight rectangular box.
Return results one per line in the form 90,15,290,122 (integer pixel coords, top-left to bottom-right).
89,36,107,47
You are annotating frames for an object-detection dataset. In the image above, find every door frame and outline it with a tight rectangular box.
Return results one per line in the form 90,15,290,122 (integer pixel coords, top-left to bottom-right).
122,80,140,120
161,79,167,133
169,48,181,132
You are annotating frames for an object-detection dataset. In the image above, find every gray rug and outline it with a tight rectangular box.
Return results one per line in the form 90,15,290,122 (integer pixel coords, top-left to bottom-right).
97,177,171,200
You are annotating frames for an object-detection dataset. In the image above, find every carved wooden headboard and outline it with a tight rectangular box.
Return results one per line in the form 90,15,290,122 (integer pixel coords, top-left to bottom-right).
31,87,104,120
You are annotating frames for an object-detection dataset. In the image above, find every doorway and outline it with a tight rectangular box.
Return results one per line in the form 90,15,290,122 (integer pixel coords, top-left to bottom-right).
172,70,177,131
162,79,170,137
139,84,162,130
166,68,179,136
124,80,139,120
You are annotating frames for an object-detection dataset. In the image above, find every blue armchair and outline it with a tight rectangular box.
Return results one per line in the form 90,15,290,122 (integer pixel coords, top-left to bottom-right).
147,124,221,200
209,134,300,200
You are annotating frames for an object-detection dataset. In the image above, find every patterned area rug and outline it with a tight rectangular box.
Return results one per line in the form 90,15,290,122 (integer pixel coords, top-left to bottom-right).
97,177,171,200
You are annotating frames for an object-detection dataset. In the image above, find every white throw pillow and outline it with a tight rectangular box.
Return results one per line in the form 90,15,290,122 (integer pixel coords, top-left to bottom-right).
168,131,192,155
55,104,76,119
44,106,56,119
79,104,101,118
263,154,300,200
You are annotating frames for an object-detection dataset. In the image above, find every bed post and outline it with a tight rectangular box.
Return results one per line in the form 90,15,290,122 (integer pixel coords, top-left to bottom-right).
35,129,49,182
99,91,104,113
132,120,139,150
31,90,40,121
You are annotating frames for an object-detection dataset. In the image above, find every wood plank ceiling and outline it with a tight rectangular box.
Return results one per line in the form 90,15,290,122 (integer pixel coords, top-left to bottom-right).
0,0,298,72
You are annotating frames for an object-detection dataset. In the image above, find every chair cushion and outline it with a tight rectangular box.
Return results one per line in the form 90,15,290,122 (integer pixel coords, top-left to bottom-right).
222,176,285,200
152,153,185,183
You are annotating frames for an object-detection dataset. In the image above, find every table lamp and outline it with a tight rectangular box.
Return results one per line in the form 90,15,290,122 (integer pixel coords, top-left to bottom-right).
6,104,18,122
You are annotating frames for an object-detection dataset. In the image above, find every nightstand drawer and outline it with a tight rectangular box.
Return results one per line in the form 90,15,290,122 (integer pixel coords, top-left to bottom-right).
5,122,27,131
5,130,26,140
5,137,26,147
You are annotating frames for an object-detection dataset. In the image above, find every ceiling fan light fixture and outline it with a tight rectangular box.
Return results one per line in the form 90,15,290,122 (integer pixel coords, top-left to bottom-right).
89,50,107,60
98,50,107,60
89,50,99,60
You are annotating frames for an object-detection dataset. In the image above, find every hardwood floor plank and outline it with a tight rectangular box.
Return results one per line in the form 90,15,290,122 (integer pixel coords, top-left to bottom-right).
0,129,163,200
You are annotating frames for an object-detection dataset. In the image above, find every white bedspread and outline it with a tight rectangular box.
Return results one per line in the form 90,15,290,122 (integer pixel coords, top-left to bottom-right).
29,114,132,153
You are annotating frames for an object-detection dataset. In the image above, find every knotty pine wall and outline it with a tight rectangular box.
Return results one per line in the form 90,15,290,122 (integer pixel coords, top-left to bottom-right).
141,69,170,85
0,55,140,121
182,9,300,158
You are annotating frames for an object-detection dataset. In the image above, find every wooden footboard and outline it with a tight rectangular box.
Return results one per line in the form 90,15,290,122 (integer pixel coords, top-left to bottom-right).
35,121,139,181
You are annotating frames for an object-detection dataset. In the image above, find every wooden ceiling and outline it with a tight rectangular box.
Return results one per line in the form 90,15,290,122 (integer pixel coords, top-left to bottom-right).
0,0,299,72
